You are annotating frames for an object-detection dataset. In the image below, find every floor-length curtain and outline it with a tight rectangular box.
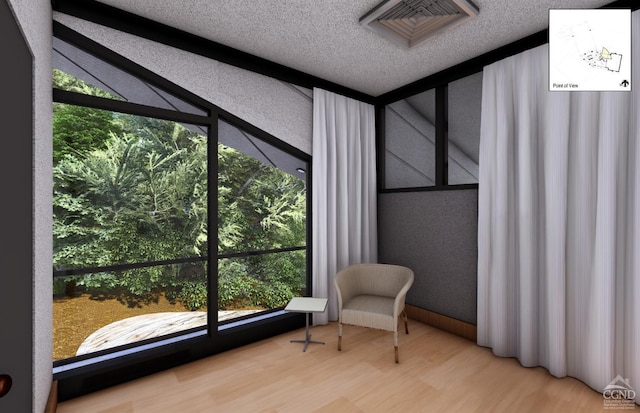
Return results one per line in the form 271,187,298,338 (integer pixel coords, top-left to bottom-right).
312,88,377,324
477,11,639,404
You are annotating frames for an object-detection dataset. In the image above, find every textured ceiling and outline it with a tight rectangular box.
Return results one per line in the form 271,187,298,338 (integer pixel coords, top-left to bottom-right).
96,0,613,96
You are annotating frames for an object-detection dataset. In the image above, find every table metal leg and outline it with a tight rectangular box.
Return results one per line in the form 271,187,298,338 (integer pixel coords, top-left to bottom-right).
290,312,325,351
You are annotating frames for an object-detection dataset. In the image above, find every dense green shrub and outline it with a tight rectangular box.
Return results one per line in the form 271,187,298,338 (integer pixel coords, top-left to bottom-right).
53,70,306,313
178,281,208,311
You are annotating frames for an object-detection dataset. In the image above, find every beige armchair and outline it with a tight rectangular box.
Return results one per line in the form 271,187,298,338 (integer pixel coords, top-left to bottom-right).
334,263,414,363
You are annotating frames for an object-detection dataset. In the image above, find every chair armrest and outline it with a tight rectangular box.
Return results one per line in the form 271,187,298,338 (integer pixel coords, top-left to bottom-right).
392,273,414,319
334,274,356,311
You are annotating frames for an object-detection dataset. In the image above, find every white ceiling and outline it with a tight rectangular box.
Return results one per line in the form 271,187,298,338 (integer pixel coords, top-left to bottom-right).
96,0,613,96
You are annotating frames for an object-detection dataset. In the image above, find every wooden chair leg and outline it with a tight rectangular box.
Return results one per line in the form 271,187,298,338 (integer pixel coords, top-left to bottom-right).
403,310,409,334
338,323,343,351
393,331,399,363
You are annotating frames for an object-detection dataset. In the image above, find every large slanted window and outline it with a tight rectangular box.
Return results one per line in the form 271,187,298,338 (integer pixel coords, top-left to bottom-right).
52,24,310,374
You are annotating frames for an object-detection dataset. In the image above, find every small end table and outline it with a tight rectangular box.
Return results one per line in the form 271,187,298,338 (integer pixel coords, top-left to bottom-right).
284,297,328,352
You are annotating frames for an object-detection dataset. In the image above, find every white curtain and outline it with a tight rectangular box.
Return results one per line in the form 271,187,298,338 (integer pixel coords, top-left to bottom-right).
312,88,377,324
478,11,640,403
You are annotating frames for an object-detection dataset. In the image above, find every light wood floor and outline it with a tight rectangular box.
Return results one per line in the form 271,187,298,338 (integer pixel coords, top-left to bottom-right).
58,320,609,412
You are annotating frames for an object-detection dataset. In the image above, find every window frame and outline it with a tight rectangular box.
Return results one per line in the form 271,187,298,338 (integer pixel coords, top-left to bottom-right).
377,77,481,193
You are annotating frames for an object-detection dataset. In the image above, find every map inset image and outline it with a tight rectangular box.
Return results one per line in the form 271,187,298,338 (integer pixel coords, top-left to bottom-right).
582,45,622,73
549,9,631,91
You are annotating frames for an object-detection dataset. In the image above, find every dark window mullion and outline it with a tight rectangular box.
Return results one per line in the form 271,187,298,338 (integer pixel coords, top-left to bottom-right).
375,104,386,192
208,110,219,336
53,256,208,278
53,88,213,126
218,246,306,260
435,85,448,186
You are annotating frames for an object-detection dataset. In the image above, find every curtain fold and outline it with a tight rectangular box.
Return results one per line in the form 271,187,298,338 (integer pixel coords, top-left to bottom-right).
312,88,377,324
478,11,639,404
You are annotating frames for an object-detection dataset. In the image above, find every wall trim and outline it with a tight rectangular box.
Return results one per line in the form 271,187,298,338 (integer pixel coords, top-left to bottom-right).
45,381,57,413
406,304,477,342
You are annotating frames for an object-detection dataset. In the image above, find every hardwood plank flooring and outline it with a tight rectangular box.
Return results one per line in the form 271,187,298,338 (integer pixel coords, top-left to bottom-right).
57,321,609,412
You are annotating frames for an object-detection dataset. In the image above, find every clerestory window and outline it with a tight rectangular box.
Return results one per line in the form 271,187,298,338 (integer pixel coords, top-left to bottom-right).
381,71,482,191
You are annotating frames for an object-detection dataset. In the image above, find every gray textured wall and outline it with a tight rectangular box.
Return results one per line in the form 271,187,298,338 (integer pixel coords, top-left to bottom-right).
378,190,478,324
0,4,32,410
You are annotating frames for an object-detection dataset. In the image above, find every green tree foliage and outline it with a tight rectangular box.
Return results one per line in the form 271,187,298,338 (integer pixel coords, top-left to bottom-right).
217,144,306,252
217,143,307,310
53,68,121,98
53,103,120,163
53,69,123,162
53,71,306,312
54,114,209,307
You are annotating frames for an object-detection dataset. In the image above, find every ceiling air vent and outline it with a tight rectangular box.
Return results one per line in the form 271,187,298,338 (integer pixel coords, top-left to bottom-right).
360,0,479,48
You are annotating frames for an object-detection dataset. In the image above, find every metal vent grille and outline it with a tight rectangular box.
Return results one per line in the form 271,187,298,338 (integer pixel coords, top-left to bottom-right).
360,0,479,48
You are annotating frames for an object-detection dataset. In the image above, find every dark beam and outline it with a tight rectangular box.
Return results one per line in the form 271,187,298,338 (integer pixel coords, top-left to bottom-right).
52,0,376,104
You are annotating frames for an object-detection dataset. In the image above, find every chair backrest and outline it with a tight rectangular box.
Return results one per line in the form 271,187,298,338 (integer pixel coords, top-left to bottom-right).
335,263,414,299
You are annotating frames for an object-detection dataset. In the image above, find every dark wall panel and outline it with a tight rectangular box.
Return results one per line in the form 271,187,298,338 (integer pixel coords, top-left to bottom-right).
0,0,34,411
378,190,478,324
